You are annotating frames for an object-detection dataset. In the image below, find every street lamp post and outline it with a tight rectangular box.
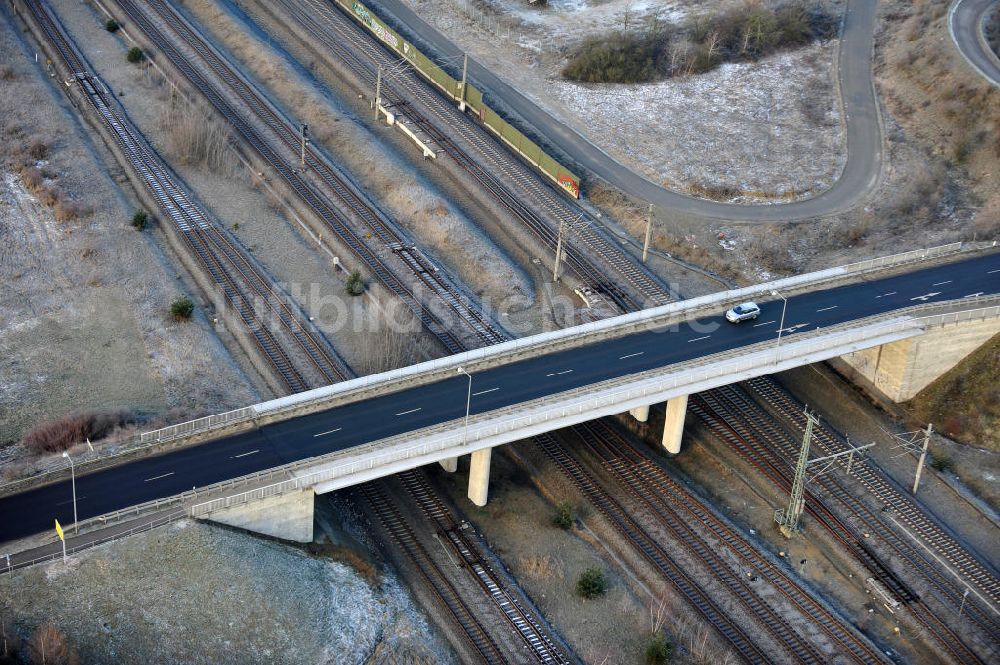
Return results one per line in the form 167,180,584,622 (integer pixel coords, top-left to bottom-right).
62,451,77,534
771,289,788,350
457,367,472,446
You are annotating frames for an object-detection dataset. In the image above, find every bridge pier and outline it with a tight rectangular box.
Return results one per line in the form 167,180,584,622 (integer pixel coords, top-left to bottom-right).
439,456,458,472
662,395,688,454
468,448,492,506
629,404,650,422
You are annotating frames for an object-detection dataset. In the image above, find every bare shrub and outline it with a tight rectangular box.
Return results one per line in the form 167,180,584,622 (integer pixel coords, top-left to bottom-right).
746,231,797,274
27,139,49,160
518,554,563,580
158,100,236,174
21,411,132,455
20,166,44,193
304,542,381,584
0,65,15,81
54,199,90,222
27,624,79,665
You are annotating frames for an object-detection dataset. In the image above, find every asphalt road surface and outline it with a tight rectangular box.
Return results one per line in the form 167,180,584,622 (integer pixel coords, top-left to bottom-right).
950,0,1000,87
372,0,882,222
2,252,998,544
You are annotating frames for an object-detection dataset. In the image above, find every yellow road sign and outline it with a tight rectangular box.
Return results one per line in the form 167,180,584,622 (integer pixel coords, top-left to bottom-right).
55,519,64,542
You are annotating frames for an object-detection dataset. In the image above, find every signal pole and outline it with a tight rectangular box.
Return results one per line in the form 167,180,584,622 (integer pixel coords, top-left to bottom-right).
553,217,566,282
888,423,933,495
776,408,874,538
374,65,382,120
299,124,309,172
642,204,653,263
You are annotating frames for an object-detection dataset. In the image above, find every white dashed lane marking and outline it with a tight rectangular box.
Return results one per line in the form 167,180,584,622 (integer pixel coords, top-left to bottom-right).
395,408,422,416
816,306,838,312
619,352,644,360
473,387,499,396
144,472,175,483
688,335,711,343
232,450,259,458
313,428,342,438
753,320,776,327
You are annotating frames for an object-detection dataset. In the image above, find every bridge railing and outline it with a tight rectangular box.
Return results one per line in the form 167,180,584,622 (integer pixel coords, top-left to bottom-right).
1,242,992,499
192,303,1000,516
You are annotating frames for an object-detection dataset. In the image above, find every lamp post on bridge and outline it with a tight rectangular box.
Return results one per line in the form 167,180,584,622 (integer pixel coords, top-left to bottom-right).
62,451,77,534
458,367,472,446
771,289,788,356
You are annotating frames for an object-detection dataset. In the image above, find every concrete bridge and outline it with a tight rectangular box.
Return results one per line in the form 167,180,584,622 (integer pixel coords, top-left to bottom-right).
1,244,998,551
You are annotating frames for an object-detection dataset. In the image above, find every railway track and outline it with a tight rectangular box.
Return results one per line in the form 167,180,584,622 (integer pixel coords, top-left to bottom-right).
533,432,766,664
115,0,507,352
396,470,575,664
690,385,991,664
19,0,350,393
267,0,672,312
573,419,890,665
749,376,1000,608
358,483,507,664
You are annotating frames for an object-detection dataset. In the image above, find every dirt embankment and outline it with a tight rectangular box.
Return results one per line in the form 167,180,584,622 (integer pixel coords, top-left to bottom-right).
0,6,256,458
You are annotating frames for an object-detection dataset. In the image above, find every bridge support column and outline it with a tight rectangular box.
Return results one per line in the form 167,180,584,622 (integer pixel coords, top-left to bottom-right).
468,448,492,507
629,405,650,422
662,395,688,455
439,456,458,473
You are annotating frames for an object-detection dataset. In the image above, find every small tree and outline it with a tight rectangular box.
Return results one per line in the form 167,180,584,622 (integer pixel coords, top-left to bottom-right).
645,632,673,664
131,209,148,230
105,19,120,32
345,269,364,296
170,295,194,320
126,47,144,63
552,501,574,529
576,566,607,599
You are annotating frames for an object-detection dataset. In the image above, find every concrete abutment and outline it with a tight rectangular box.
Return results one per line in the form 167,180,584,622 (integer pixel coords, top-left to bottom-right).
468,448,492,506
199,488,315,543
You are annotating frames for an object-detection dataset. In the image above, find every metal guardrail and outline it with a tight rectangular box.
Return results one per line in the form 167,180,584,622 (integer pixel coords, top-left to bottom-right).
139,407,256,444
13,301,997,560
189,302,1000,517
0,243,992,499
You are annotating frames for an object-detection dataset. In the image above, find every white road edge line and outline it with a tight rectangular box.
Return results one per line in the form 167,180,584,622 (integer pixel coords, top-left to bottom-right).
395,408,422,416
232,450,260,458
144,472,175,483
313,428,342,438
472,387,499,396
753,320,776,327
688,335,711,343
619,352,644,360
816,306,838,312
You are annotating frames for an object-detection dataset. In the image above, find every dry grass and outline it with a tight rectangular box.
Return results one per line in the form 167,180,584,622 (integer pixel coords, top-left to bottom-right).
517,554,565,580
906,333,1000,450
26,624,80,665
158,99,237,175
20,411,133,455
304,542,382,585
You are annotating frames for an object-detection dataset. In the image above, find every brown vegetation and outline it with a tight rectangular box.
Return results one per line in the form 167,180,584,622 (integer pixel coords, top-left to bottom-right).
563,0,836,83
304,542,381,584
21,411,132,455
880,0,1000,238
26,624,79,665
158,99,237,174
4,137,94,221
907,333,1000,450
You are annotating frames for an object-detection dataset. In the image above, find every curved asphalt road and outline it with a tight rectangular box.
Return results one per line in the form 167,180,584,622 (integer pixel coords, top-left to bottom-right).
950,0,1000,87
2,252,998,544
373,0,882,222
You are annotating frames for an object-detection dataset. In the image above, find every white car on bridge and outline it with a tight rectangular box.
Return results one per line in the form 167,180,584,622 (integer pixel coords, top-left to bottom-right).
726,302,761,323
